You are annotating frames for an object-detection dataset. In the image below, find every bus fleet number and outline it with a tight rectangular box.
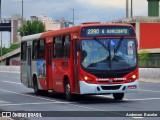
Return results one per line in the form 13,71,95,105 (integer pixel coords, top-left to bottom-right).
87,29,99,35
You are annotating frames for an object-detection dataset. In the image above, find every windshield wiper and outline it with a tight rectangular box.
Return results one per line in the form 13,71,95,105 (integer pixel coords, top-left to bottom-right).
115,37,124,53
112,37,124,61
93,37,109,51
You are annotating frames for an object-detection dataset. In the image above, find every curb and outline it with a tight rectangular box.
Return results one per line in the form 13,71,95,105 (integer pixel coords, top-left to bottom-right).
139,78,160,84
0,71,20,74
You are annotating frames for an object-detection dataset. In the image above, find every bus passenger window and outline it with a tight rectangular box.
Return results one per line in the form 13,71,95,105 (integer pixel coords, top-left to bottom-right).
54,36,63,58
21,42,27,61
32,40,38,59
37,39,45,59
63,35,70,58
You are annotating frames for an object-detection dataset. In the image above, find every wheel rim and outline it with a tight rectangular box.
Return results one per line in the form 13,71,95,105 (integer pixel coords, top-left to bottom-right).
66,84,70,99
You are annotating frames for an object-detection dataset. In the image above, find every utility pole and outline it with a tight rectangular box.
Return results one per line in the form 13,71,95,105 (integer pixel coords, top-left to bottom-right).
126,0,129,18
21,0,24,42
0,0,1,19
21,0,23,25
131,0,133,17
0,32,2,65
72,8,74,26
0,0,2,65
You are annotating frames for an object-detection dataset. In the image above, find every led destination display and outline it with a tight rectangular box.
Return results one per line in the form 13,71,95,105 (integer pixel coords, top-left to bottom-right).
81,26,135,37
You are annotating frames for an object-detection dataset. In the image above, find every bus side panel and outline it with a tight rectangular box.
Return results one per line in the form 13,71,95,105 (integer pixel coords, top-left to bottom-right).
52,59,73,93
35,60,47,90
52,60,64,92
21,61,28,87
31,61,37,88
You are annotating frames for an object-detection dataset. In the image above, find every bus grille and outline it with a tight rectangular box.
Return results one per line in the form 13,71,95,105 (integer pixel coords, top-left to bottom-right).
101,85,121,90
93,73,127,78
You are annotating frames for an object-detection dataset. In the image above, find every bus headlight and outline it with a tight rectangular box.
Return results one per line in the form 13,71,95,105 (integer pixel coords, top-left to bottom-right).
132,75,136,79
84,76,88,81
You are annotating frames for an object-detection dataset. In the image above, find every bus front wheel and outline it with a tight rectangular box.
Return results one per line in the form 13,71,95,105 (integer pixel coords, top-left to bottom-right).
65,81,73,101
113,93,124,100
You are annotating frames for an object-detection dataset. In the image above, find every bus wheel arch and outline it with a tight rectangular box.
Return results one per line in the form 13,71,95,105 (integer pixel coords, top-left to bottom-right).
63,76,73,101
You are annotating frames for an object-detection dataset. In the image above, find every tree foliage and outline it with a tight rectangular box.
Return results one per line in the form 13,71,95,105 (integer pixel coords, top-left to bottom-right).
0,42,20,56
138,50,150,60
18,20,45,37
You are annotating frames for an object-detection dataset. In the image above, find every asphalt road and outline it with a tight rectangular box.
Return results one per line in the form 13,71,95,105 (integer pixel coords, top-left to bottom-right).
0,72,160,120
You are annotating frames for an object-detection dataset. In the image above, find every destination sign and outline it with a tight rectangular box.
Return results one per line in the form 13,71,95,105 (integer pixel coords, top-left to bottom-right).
81,26,135,37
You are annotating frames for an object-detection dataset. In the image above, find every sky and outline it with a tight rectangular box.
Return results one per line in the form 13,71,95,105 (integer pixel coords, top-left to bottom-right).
1,0,148,47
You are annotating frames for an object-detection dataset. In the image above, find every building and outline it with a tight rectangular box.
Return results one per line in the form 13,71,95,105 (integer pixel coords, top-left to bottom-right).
38,15,61,31
0,15,73,66
111,16,160,54
38,15,73,31
0,14,23,45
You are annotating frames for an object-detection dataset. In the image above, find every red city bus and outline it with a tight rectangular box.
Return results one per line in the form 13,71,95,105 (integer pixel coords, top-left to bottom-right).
21,23,139,100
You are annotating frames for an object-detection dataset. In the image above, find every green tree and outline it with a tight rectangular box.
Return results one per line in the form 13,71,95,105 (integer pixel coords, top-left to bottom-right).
10,42,20,50
18,20,45,37
0,42,20,56
138,50,149,60
138,50,150,67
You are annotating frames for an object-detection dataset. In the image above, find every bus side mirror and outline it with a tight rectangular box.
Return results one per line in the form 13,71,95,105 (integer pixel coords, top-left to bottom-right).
76,42,81,51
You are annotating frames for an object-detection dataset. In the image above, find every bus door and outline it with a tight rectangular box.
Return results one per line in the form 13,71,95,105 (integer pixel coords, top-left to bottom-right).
46,43,53,89
73,41,80,93
27,46,32,87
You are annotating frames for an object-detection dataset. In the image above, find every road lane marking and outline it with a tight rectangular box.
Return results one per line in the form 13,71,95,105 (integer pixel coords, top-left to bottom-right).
98,95,160,101
0,101,10,103
132,116,144,119
0,89,60,103
0,88,105,111
0,102,73,107
0,88,125,117
0,101,10,104
126,98,160,101
0,80,22,85
0,98,10,104
0,89,152,118
139,89,160,93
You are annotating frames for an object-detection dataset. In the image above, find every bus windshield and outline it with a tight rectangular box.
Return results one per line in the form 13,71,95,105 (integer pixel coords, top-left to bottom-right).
81,38,137,71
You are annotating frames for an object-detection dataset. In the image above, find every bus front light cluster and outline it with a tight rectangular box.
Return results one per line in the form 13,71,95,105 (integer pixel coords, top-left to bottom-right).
82,75,93,83
84,76,92,83
129,75,137,82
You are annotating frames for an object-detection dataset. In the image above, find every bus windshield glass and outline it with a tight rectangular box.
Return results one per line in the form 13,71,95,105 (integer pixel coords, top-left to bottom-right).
81,38,137,71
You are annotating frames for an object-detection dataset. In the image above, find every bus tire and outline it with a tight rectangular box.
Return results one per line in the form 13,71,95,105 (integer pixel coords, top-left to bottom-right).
113,93,124,100
65,81,73,101
33,76,41,95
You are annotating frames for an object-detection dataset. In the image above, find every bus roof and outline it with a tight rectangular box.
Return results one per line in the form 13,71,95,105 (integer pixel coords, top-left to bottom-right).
22,23,133,42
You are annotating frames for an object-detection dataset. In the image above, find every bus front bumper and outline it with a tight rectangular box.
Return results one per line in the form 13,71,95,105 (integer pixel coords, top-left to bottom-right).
79,80,139,94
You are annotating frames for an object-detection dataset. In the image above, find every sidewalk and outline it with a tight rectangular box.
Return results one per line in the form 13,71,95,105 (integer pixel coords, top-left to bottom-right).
139,78,160,84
